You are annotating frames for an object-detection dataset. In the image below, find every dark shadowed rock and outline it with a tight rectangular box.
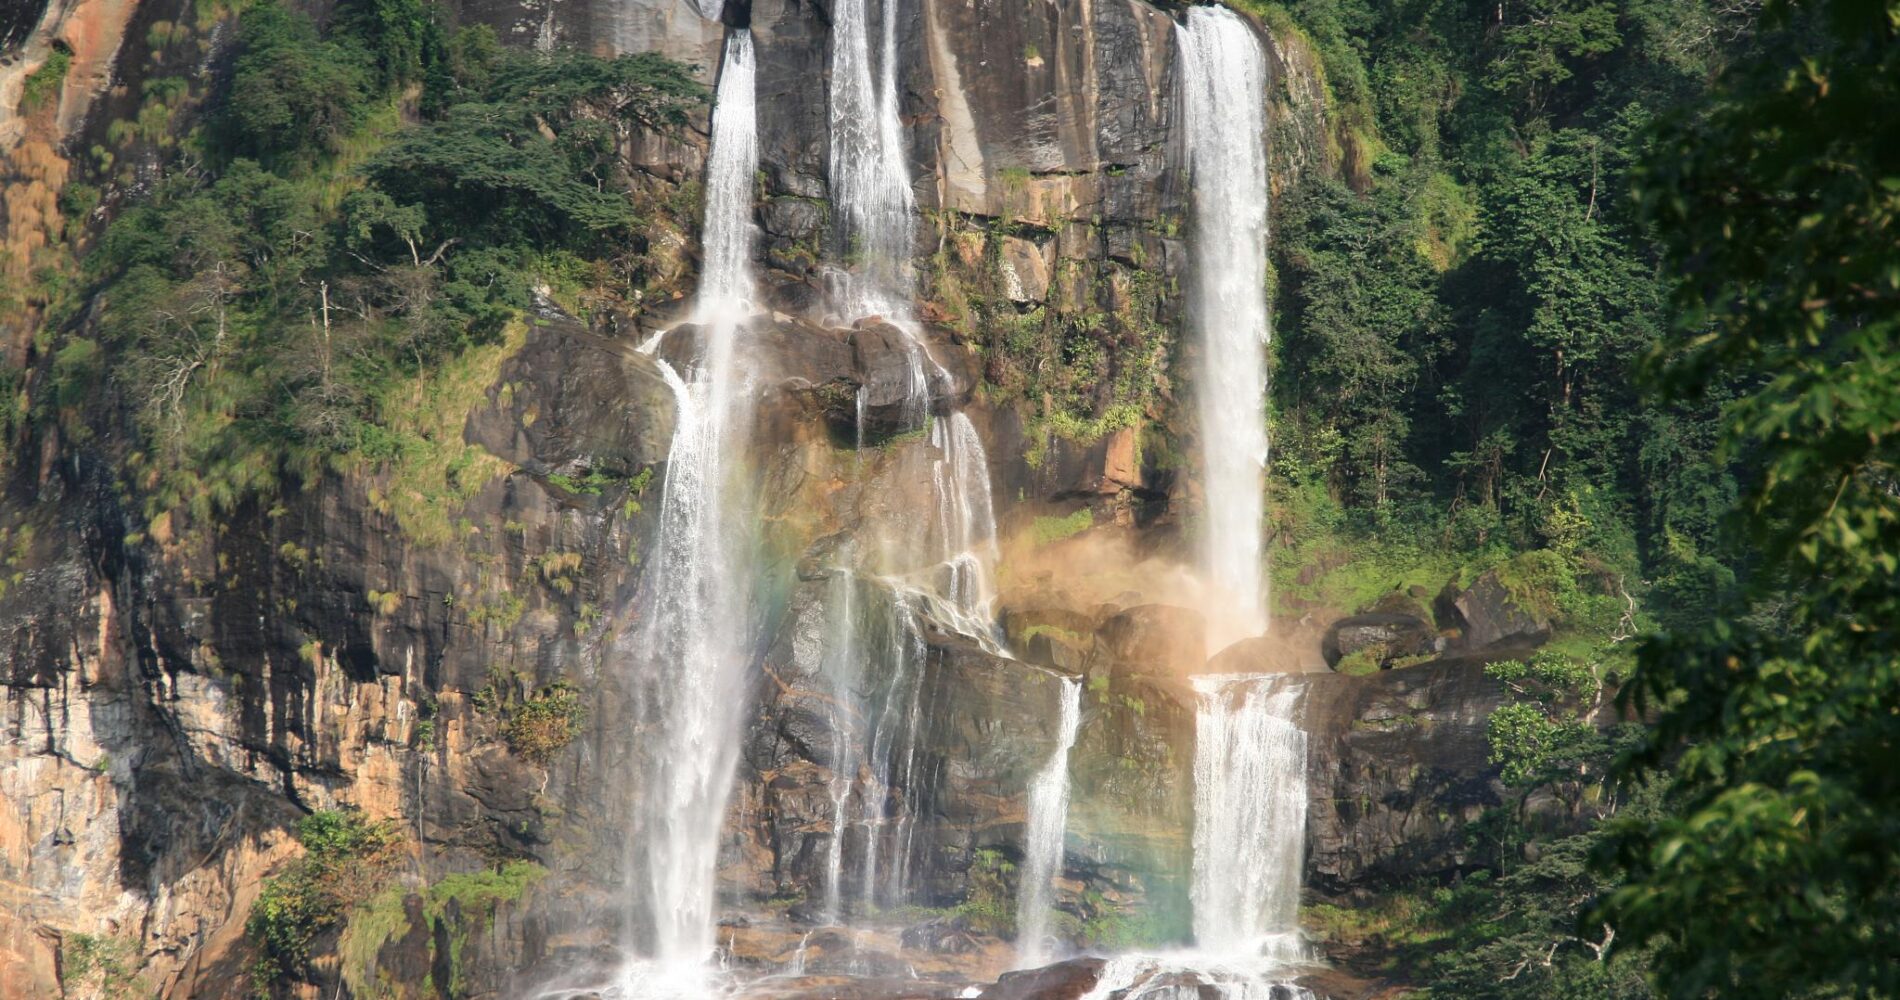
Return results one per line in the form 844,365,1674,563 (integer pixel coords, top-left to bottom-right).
467,309,677,475
1300,661,1509,891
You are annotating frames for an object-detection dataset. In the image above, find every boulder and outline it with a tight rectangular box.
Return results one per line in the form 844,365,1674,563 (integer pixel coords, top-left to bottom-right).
1446,570,1551,651
977,957,1110,1000
1321,613,1438,669
1207,635,1303,675
1001,607,1096,674
1300,661,1510,891
999,236,1053,303
1089,604,1206,681
849,321,960,439
465,308,677,475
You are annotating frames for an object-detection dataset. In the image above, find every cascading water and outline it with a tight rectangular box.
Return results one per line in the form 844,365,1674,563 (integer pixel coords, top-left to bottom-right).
927,411,1003,629
695,29,757,323
619,28,757,994
824,0,1003,624
1179,5,1272,647
1191,674,1310,964
812,0,1012,920
1016,677,1083,968
828,0,915,321
1068,672,1315,999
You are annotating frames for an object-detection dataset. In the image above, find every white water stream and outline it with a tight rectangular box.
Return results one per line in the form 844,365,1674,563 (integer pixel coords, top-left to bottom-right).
812,0,1013,920
1180,5,1272,647
1191,674,1310,964
1016,677,1083,968
618,28,757,996
828,0,916,322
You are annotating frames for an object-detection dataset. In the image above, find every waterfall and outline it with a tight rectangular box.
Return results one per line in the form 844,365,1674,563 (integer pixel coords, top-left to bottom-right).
1179,6,1272,645
828,0,915,320
826,0,1002,624
929,411,1003,629
1191,674,1309,964
621,29,757,991
696,30,757,321
817,571,859,926
816,0,1010,916
1016,677,1082,968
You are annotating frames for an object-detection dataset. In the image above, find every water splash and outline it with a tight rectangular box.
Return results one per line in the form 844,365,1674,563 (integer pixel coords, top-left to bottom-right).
1179,5,1272,646
1016,677,1082,968
1191,674,1310,963
1078,953,1317,1000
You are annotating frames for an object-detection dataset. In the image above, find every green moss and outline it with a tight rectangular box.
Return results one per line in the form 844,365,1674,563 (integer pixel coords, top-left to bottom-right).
955,849,1017,936
247,810,403,998
1334,647,1383,676
62,932,143,999
1022,623,1085,645
338,861,545,998
1031,508,1094,545
20,46,72,111
336,885,410,997
1073,890,1179,951
357,320,522,548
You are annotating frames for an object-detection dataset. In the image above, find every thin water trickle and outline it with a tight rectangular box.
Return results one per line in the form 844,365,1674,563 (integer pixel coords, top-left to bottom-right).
1180,5,1272,647
1016,677,1082,968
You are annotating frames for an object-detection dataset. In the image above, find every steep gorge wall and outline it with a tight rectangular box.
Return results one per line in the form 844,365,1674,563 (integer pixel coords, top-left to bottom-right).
0,0,1504,996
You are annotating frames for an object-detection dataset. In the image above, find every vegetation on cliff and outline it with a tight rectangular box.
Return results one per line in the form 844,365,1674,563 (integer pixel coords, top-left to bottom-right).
20,0,700,542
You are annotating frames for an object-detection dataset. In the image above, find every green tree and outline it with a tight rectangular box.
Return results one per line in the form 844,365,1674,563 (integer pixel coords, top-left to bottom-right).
218,5,372,164
1603,2,1900,997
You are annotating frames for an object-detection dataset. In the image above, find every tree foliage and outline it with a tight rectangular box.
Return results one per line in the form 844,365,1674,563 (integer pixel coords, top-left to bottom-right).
1602,2,1900,997
54,0,702,524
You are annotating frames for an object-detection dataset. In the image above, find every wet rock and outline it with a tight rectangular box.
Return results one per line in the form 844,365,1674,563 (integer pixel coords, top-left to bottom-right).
1301,661,1510,891
1002,607,1096,674
999,237,1053,303
1207,636,1304,675
977,957,1109,1000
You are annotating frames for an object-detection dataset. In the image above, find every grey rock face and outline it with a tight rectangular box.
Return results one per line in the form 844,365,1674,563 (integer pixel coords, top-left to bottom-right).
1301,660,1509,892
1447,570,1553,652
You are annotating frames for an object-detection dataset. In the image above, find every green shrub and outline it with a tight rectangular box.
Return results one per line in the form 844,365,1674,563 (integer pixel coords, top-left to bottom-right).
955,849,1016,936
504,682,586,765
475,671,587,766
247,809,402,998
20,45,72,111
1031,508,1093,545
62,932,142,999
